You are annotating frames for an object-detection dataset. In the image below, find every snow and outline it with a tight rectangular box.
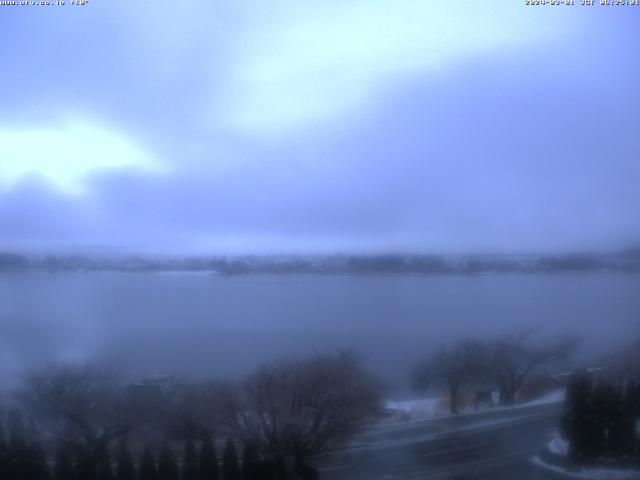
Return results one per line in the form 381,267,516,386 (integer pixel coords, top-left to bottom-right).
551,366,608,380
520,388,565,406
151,270,217,276
384,398,441,416
546,431,569,457
383,388,565,421
532,456,640,480
535,430,640,479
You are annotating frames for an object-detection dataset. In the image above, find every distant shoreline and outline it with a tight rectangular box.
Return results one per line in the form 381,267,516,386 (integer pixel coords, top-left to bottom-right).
1,251,639,275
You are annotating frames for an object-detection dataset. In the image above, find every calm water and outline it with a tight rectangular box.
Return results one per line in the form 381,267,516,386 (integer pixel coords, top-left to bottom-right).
1,272,639,393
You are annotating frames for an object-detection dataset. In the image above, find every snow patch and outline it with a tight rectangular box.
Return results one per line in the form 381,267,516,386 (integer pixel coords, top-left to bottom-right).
384,388,565,421
521,388,565,406
532,455,640,480
151,270,217,276
384,398,441,416
546,431,569,457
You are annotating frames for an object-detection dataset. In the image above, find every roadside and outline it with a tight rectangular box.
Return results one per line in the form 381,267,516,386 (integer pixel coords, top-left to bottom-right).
531,430,640,480
312,399,563,480
361,389,565,439
382,388,564,422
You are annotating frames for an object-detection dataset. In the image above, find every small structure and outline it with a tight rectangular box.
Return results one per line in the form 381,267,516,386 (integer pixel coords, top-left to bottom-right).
473,390,499,410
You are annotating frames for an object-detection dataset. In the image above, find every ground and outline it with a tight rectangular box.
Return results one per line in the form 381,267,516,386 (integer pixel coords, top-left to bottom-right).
532,430,640,480
313,392,567,479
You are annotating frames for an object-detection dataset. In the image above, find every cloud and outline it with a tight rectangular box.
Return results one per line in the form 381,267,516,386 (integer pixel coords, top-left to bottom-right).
0,2,638,254
212,0,578,135
0,119,167,194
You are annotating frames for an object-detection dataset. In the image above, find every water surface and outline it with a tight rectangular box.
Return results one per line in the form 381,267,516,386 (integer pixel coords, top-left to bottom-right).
1,272,638,393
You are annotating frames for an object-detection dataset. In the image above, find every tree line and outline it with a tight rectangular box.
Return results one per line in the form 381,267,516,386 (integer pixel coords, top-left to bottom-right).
411,329,579,414
0,351,382,480
0,412,297,480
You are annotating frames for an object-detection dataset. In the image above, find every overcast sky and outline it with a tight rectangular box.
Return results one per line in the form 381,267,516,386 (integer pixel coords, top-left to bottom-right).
1,1,639,254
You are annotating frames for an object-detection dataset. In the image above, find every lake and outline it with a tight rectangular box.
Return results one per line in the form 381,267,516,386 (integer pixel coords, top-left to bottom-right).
1,272,639,394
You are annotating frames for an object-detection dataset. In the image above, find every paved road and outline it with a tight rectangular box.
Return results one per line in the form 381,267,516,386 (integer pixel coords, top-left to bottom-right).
311,403,566,479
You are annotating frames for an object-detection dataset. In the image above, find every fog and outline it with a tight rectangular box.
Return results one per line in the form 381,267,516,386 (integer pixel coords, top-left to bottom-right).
1,3,640,478
2,271,638,395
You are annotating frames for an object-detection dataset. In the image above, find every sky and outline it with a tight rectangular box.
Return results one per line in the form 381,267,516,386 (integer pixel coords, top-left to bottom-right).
1,1,639,255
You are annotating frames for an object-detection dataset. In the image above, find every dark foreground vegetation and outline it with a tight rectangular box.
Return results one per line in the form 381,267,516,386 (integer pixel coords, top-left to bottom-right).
3,329,639,479
562,373,640,466
0,352,381,480
556,332,640,470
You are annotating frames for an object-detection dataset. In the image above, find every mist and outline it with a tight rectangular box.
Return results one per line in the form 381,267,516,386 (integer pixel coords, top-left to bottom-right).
2,1,640,479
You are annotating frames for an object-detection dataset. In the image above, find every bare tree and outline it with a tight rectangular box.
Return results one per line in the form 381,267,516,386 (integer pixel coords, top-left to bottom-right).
488,330,579,404
413,339,487,414
20,364,129,475
228,351,381,462
161,380,228,440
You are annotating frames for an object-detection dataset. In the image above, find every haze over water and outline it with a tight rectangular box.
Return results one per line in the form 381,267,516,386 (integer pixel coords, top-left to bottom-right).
2,2,640,404
3,271,638,394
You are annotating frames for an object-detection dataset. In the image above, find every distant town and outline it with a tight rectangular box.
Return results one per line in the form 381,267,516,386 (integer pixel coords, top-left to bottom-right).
1,248,639,275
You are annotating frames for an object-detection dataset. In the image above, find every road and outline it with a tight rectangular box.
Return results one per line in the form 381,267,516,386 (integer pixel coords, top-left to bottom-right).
311,402,566,479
